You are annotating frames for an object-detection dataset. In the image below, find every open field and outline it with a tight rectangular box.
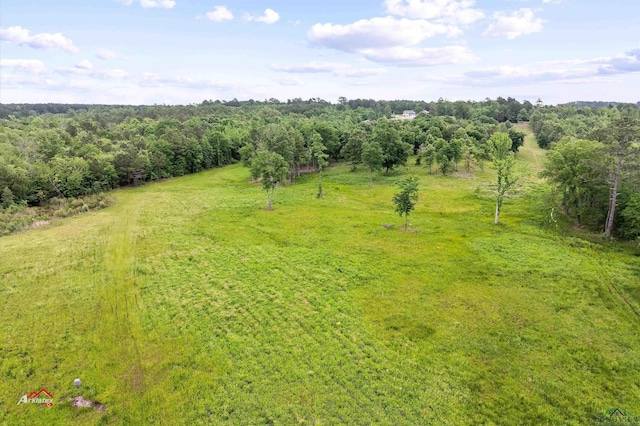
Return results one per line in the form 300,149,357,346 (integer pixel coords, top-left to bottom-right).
1,132,639,424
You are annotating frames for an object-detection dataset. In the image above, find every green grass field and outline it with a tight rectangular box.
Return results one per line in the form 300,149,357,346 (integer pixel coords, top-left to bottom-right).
1,132,639,425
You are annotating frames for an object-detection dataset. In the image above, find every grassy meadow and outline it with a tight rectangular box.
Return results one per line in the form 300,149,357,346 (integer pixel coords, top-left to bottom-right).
1,132,639,425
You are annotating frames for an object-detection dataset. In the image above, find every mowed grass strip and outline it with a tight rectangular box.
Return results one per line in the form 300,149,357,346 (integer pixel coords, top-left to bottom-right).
1,143,639,424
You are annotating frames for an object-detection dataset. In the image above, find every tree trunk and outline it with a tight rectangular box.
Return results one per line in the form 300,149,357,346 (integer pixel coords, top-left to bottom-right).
605,154,622,238
494,201,500,225
317,171,323,199
49,177,66,199
267,189,273,210
404,214,408,231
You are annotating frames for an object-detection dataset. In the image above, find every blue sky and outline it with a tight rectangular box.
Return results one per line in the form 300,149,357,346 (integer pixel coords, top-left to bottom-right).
1,0,639,104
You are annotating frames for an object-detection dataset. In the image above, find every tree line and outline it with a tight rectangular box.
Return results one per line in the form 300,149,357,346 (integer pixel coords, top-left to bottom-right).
0,98,638,239
532,106,640,239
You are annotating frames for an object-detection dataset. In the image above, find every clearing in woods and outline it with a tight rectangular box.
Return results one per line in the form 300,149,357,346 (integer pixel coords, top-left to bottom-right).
1,127,639,424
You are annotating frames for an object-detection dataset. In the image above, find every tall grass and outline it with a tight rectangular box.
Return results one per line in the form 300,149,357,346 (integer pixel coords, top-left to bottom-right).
1,136,639,424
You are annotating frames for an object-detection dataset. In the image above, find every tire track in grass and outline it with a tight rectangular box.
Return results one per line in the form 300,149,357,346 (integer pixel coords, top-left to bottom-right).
93,193,147,421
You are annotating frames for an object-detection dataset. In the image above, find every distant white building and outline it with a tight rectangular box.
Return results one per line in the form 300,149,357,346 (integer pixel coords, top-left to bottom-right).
402,110,417,119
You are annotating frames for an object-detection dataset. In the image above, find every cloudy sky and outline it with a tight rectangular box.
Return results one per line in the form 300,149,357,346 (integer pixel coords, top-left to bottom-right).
1,0,639,105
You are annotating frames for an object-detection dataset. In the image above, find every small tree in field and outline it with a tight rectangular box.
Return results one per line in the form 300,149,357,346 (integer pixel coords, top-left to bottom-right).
309,133,329,198
250,149,289,210
392,176,419,230
361,140,383,187
420,144,436,173
488,132,518,224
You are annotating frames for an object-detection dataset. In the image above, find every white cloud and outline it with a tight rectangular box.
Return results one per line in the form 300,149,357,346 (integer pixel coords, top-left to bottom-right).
437,46,640,86
273,76,305,86
307,16,473,66
92,69,129,80
460,66,594,86
271,61,388,77
271,62,343,74
0,26,79,53
96,48,118,60
596,47,640,75
0,59,46,74
139,73,237,90
55,65,129,80
75,60,94,70
114,0,175,9
246,8,280,24
205,6,234,22
342,68,389,77
308,17,459,52
141,0,175,7
361,45,477,66
483,8,544,39
384,0,484,25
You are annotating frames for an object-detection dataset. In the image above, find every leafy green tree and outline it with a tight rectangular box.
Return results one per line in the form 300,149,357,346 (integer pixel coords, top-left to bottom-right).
340,128,366,170
517,108,529,122
112,145,150,185
361,141,383,187
541,138,605,227
205,130,230,167
449,138,463,169
1,186,14,209
239,143,256,168
420,143,436,173
488,132,518,225
596,116,640,238
249,149,289,210
434,138,455,175
312,121,341,159
392,176,419,230
373,122,411,173
48,156,92,198
621,193,640,239
309,133,329,198
462,145,478,174
508,128,526,152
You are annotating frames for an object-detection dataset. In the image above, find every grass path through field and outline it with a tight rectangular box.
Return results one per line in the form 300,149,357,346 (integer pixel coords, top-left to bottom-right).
94,193,147,419
515,123,545,181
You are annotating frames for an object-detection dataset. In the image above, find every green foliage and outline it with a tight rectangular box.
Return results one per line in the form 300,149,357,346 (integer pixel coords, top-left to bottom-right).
489,132,518,224
392,175,419,230
309,134,328,198
1,186,14,209
249,149,290,209
0,101,637,240
508,128,526,152
621,192,640,238
373,121,412,172
2,155,640,425
541,138,606,227
434,138,456,175
340,128,366,169
0,192,113,235
462,145,478,174
419,143,436,173
361,140,383,187
517,108,529,122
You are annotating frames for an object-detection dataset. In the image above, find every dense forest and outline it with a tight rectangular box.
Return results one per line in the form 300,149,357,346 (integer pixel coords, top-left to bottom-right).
0,97,638,239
